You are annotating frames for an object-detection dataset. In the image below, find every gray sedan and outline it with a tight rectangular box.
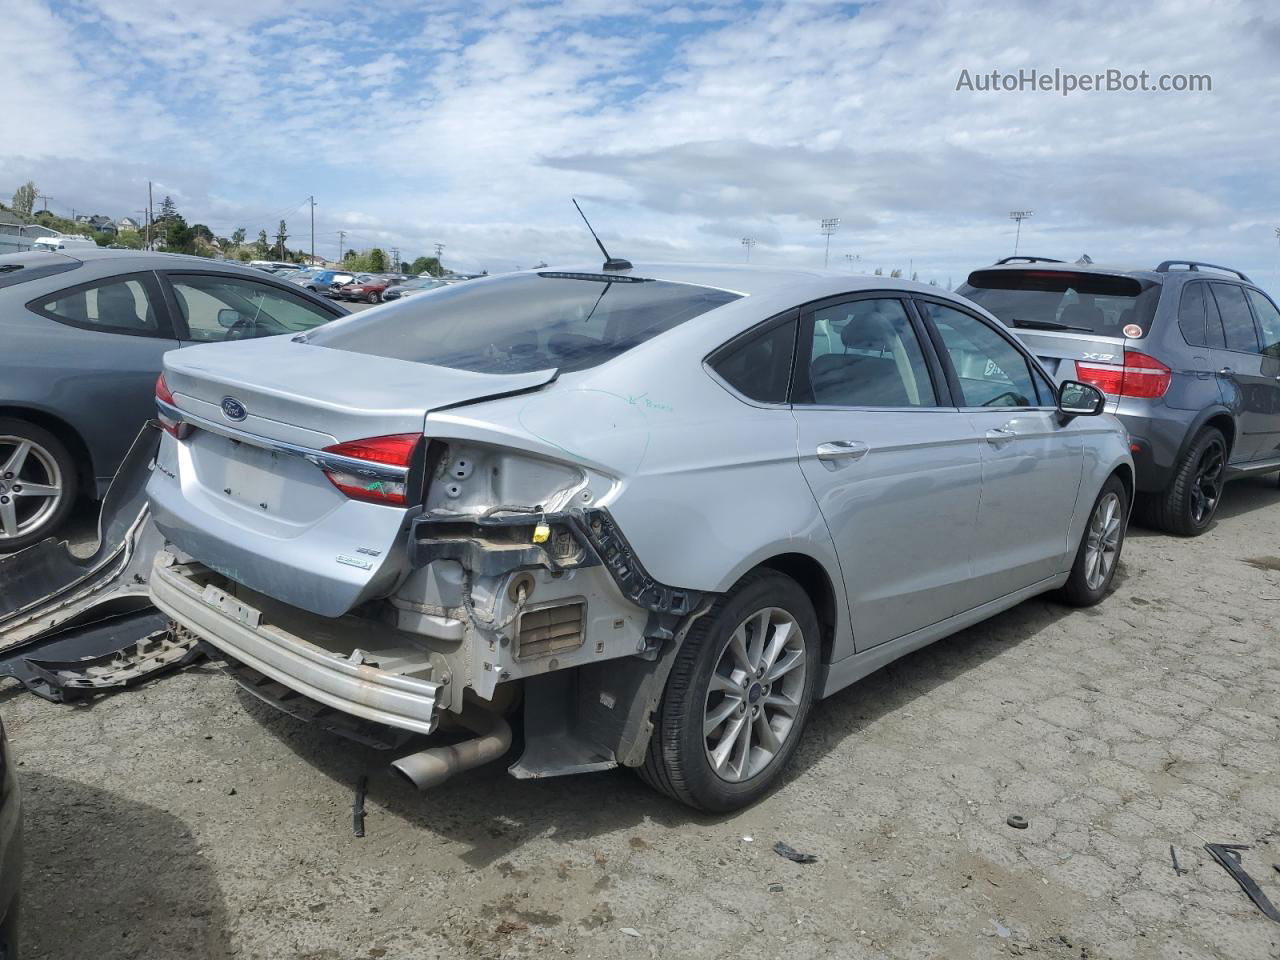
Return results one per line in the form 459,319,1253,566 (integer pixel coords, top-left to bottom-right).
147,263,1132,811
0,249,345,549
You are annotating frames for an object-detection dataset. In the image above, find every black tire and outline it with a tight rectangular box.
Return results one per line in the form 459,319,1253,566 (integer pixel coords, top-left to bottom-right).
637,570,820,812
369,291,381,304
1057,473,1129,607
1142,427,1227,536
0,417,79,552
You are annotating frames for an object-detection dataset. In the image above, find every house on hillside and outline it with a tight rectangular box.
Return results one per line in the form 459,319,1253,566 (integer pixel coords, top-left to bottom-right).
116,216,141,232
75,214,116,235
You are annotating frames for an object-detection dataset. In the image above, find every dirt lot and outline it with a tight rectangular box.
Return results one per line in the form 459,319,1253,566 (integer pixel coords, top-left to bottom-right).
6,478,1280,960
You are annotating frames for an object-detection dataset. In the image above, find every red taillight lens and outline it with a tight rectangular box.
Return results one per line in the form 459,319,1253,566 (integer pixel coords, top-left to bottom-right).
154,374,190,438
320,433,420,505
1076,350,1171,399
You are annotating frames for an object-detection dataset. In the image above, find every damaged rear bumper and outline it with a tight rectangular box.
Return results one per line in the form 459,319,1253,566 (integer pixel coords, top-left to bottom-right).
151,558,444,735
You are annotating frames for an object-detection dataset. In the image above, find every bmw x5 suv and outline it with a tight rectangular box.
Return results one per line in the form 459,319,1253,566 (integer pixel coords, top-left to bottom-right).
959,257,1280,535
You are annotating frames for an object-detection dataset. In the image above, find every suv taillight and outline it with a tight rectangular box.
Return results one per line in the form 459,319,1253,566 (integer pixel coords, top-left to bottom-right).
320,434,421,505
1076,350,1171,399
154,375,190,438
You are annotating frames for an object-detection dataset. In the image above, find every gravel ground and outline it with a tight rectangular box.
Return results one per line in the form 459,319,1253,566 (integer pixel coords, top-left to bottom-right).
5,477,1280,960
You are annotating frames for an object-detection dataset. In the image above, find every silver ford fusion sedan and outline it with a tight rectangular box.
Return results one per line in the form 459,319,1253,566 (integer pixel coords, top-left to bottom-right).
147,262,1132,811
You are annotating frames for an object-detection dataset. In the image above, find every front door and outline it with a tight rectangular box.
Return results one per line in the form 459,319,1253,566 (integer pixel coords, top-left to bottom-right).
790,295,982,649
916,300,1083,607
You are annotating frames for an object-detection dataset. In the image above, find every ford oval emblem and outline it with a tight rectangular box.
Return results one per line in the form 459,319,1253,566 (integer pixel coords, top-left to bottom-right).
221,397,247,422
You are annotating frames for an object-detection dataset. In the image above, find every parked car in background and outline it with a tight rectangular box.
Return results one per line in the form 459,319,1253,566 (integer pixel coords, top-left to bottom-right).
293,270,356,296
0,249,346,549
248,260,303,273
382,276,446,301
338,275,403,303
958,257,1280,535
31,234,97,253
148,264,1131,812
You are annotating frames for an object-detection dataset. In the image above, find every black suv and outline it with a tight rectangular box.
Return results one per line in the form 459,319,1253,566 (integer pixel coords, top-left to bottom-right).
958,258,1280,536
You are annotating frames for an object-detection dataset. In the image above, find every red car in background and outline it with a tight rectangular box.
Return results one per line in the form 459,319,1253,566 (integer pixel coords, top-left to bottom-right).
337,275,404,304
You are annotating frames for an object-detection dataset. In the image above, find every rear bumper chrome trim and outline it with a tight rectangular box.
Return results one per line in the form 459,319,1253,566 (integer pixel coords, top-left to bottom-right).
154,398,409,483
151,561,441,734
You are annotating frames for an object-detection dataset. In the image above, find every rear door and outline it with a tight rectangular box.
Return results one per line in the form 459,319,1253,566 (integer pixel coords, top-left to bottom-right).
916,299,1083,606
790,294,981,649
1207,282,1267,462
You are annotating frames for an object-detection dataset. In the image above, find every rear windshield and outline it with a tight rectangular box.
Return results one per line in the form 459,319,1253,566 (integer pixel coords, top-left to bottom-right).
307,271,742,373
958,269,1160,338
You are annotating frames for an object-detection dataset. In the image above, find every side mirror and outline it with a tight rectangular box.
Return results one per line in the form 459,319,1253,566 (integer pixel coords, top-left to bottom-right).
1057,380,1106,417
217,308,241,328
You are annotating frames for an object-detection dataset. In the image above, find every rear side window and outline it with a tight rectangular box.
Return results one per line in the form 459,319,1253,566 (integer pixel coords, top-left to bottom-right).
309,272,741,374
1245,289,1280,358
958,269,1159,337
709,315,796,403
1177,282,1208,346
1209,283,1260,353
31,273,165,337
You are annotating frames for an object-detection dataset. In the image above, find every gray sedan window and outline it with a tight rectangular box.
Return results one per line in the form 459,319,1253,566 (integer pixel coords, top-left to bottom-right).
923,302,1038,408
33,275,161,336
798,299,935,407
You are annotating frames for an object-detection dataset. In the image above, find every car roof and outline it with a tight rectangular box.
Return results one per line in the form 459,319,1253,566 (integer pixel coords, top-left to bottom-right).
0,247,281,274
537,261,960,301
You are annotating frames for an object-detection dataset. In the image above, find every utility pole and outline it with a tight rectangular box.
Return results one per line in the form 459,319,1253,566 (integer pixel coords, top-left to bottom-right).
37,194,53,214
1009,210,1034,256
147,181,154,251
434,241,445,260
309,196,316,266
390,247,400,270
820,218,840,268
740,237,756,262
337,230,346,263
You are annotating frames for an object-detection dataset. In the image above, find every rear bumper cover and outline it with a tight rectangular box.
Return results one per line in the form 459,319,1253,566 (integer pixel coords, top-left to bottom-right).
151,560,443,734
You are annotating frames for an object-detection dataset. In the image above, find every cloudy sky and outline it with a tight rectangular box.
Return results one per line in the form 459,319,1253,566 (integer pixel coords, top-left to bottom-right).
4,0,1279,285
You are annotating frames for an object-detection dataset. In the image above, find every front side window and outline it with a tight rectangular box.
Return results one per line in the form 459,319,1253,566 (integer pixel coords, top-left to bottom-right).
308,272,741,374
796,298,936,407
922,301,1039,407
1245,289,1280,358
33,274,161,335
1209,283,1260,353
168,274,335,342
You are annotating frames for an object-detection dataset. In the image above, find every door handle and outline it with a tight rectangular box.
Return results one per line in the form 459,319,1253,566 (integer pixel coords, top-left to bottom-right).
985,426,1017,445
816,440,869,463
1219,367,1234,376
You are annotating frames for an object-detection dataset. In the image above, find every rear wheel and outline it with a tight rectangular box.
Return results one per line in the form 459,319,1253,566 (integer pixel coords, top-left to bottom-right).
1057,474,1128,606
369,291,381,304
638,570,820,812
0,418,78,552
1141,427,1226,536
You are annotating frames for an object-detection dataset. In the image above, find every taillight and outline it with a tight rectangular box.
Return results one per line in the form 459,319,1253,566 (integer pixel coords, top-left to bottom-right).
320,434,420,506
154,375,190,438
1076,350,1171,399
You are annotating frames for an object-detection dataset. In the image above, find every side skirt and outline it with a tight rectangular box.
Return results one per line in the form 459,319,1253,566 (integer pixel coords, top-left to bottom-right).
818,573,1069,699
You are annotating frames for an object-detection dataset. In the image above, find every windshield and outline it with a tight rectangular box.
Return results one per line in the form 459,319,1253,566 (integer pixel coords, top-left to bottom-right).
958,269,1160,338
307,271,741,373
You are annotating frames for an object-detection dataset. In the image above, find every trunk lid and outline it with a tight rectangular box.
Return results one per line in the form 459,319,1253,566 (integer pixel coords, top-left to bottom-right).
149,337,556,616
1002,328,1126,384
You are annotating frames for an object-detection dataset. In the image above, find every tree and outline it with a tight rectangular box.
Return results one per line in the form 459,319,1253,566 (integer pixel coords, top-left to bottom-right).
191,223,214,243
158,195,178,222
11,182,37,217
873,267,883,276
889,268,902,278
115,229,144,250
911,271,918,282
409,255,442,276
368,247,387,272
160,213,195,254
237,248,252,262
929,279,939,287
231,227,246,247
275,220,289,260
256,230,270,258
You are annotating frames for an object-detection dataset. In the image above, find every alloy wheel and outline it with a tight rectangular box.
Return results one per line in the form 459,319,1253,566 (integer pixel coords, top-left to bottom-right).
703,607,807,782
1189,439,1225,526
0,436,64,542
1083,491,1123,591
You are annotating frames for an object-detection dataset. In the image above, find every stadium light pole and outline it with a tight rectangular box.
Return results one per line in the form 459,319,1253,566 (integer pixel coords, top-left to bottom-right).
820,218,840,268
1009,210,1034,256
741,237,756,262
844,253,861,272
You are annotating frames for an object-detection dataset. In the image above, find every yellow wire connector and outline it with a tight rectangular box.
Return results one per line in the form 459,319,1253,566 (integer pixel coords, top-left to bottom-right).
532,522,551,544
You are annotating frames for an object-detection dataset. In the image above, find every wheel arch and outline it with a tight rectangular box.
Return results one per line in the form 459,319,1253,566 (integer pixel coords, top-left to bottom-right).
0,404,95,497
752,552,841,665
1179,406,1235,465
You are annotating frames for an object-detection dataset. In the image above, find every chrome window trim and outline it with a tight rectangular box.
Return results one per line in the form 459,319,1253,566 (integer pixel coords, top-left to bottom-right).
155,398,410,482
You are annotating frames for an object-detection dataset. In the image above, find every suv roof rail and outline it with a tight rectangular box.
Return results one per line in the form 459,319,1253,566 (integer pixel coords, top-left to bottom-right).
994,256,1065,265
1155,260,1252,283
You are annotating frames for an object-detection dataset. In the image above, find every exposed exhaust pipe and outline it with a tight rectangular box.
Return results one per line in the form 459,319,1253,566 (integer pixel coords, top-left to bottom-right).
390,711,512,791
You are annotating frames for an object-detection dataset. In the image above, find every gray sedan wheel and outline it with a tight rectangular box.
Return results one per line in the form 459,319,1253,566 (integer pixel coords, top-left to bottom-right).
1057,474,1128,607
639,569,820,811
0,419,78,552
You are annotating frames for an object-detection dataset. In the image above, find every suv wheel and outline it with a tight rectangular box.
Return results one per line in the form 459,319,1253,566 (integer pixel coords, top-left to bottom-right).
0,418,78,552
1057,474,1128,606
638,570,819,812
1142,427,1227,536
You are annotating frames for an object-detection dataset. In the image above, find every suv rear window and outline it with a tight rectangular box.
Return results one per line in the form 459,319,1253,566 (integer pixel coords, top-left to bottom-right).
308,272,741,374
957,269,1159,338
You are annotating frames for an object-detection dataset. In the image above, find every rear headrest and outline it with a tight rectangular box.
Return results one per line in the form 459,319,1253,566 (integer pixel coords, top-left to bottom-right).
841,309,894,349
